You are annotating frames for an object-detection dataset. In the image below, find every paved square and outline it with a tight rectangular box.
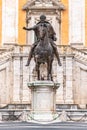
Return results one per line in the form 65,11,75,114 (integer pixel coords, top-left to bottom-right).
0,122,87,130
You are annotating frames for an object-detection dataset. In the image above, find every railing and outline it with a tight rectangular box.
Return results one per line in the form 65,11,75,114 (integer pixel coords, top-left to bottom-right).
1,109,87,122
0,44,87,64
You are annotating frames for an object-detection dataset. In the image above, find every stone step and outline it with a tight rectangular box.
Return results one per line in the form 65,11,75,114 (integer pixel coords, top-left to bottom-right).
0,109,87,122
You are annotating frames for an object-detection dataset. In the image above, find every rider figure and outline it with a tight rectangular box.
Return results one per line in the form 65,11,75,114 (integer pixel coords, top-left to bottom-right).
23,15,62,66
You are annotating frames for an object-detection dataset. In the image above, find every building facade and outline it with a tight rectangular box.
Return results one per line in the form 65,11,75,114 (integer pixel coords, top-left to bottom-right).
0,0,87,109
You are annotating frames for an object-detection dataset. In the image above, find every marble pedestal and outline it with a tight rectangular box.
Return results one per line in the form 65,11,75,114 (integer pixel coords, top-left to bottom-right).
27,80,60,121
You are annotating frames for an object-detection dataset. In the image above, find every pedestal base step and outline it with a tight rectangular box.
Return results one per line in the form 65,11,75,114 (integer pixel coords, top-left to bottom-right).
28,111,59,122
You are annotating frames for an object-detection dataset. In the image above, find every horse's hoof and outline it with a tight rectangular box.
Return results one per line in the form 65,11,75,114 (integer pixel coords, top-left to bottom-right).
25,64,29,66
58,62,62,66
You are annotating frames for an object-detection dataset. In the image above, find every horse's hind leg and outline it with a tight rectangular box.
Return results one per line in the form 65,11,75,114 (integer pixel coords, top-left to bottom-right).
47,60,53,81
49,63,53,81
36,63,40,80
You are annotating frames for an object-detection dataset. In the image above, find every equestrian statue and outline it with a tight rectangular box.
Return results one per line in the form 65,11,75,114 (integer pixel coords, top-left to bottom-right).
23,15,61,80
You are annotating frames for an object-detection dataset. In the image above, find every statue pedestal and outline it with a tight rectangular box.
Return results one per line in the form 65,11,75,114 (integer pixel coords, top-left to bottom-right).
27,80,60,121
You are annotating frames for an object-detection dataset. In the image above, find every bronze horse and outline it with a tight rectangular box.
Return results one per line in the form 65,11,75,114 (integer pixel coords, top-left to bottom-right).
33,24,54,80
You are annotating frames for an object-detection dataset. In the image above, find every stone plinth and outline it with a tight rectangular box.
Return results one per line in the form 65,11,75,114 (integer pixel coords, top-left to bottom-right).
27,80,60,121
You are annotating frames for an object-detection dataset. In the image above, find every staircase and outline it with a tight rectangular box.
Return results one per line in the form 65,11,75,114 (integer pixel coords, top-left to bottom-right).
0,45,87,122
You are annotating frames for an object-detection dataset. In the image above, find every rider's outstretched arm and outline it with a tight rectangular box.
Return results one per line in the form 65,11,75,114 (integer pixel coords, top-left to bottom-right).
23,25,37,31
23,27,33,31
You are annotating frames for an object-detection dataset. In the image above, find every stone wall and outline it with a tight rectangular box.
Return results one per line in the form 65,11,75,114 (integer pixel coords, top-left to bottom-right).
73,60,87,108
0,45,87,108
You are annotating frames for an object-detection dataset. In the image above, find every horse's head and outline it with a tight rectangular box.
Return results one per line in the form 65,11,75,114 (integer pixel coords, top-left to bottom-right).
37,24,47,40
